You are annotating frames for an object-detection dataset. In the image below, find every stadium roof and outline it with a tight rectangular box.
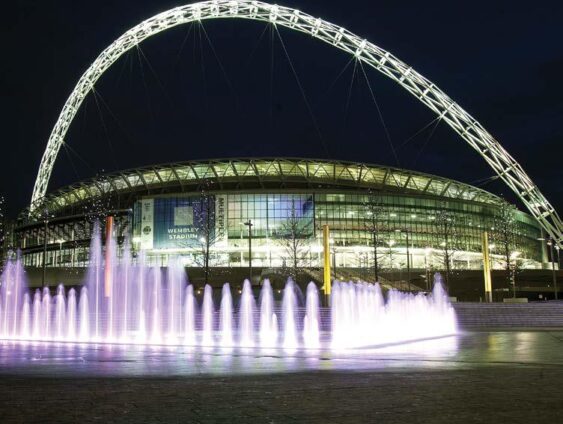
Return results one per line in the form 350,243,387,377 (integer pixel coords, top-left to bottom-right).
26,158,502,218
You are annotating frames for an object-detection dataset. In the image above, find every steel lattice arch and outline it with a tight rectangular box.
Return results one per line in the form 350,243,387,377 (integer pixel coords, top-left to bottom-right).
30,0,562,246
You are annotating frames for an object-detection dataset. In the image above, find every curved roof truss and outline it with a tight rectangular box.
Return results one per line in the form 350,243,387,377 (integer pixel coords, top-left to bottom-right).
28,158,503,217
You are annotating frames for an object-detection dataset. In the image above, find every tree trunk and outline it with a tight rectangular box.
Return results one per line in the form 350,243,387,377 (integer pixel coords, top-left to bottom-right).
373,231,379,282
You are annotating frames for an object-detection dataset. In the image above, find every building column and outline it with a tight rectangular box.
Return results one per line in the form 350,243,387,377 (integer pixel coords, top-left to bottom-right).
322,225,331,300
482,231,493,302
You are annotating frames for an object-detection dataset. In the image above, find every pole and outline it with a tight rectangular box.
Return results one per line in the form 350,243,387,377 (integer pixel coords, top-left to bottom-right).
332,251,337,280
482,231,492,302
406,231,411,291
105,215,114,298
205,196,211,285
244,220,253,283
322,225,331,300
424,251,429,291
548,239,557,300
42,218,48,287
373,232,379,282
557,246,561,300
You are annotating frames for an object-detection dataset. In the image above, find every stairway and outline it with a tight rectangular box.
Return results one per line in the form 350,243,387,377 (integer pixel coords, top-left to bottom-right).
453,302,563,328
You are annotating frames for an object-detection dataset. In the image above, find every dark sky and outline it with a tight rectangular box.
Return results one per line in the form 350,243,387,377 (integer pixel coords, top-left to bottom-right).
1,0,562,218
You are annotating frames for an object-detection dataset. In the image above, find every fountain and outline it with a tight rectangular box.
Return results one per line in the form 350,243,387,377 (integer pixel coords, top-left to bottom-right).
201,284,214,346
67,288,77,341
238,279,256,347
282,279,299,349
220,283,234,347
259,279,278,348
184,284,197,345
78,287,89,341
0,225,457,349
54,284,66,340
303,282,320,349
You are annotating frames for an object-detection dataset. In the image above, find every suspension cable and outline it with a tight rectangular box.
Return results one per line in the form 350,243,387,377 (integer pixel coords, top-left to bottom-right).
274,25,330,158
91,88,119,170
413,116,442,166
397,115,441,150
199,22,238,105
358,61,399,167
61,142,95,175
343,59,358,126
135,44,155,124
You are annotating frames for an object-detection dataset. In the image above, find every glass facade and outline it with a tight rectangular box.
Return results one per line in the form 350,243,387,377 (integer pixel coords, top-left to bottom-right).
126,191,543,270
14,159,546,272
225,194,314,239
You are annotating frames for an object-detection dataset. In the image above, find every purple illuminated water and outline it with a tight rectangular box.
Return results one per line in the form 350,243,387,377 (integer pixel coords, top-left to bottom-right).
239,279,256,347
259,279,278,347
0,225,456,349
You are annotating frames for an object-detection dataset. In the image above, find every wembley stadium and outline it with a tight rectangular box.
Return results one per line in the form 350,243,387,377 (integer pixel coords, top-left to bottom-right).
14,157,546,280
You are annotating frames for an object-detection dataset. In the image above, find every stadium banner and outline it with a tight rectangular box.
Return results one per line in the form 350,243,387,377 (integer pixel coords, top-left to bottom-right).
152,196,215,249
140,198,154,250
214,195,228,247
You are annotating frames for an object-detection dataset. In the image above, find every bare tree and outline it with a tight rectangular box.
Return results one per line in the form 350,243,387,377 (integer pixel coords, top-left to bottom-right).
275,200,312,281
491,201,521,298
363,191,386,282
193,181,223,286
382,232,402,276
432,207,461,289
0,195,6,267
83,173,115,222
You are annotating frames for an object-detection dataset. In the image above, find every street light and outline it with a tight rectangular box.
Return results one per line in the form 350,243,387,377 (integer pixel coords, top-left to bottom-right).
556,245,561,297
546,238,558,300
386,239,396,281
510,251,522,298
41,211,49,287
538,237,558,300
329,238,336,280
56,239,65,266
244,220,253,283
424,247,433,290
265,237,272,268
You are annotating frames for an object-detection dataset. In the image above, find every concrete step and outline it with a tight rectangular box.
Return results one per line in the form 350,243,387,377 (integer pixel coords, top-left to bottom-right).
453,302,563,328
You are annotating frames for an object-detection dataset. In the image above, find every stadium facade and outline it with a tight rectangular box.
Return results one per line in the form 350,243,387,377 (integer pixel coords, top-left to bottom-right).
14,158,547,272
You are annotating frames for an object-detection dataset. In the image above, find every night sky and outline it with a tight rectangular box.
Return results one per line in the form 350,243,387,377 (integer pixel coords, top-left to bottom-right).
1,0,562,218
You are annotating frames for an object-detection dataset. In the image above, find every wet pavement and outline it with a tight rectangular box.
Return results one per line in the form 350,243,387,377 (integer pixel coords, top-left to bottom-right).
1,330,562,423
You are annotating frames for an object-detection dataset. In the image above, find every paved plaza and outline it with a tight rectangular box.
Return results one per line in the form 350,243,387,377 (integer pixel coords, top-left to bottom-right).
1,330,562,423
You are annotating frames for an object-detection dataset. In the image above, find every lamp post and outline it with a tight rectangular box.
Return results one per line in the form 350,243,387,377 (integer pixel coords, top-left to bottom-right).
372,231,379,283
510,251,521,298
539,237,559,300
330,238,336,280
56,239,65,266
41,213,49,287
387,239,396,281
547,238,558,300
424,247,432,291
244,220,253,283
556,245,561,299
265,238,272,268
